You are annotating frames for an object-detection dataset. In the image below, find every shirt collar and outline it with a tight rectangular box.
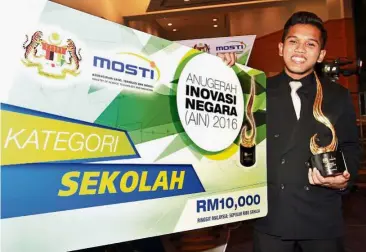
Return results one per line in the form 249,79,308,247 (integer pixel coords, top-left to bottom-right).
280,70,317,95
281,70,315,84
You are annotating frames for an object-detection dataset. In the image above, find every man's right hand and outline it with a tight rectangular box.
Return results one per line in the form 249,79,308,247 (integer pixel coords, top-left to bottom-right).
217,52,237,67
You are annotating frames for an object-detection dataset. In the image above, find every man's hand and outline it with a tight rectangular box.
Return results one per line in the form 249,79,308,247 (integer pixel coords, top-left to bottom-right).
217,52,236,67
308,168,350,189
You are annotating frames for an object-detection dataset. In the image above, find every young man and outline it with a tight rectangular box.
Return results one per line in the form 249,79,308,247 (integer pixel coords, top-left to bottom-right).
219,11,360,252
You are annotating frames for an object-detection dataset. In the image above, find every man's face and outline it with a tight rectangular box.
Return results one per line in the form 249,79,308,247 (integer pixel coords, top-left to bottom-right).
278,24,326,79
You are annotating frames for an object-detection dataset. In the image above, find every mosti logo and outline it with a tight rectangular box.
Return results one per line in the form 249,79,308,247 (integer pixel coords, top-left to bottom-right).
93,52,160,81
216,41,247,53
193,43,210,53
21,30,82,79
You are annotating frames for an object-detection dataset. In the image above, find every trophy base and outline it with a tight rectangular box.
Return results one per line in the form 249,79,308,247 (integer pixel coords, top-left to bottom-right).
308,149,347,177
240,144,256,167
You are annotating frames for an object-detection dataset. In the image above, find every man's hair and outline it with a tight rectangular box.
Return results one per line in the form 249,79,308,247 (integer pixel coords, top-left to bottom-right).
282,11,327,49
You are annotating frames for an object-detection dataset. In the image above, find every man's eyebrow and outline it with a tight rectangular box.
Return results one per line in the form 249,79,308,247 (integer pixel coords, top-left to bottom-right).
307,39,320,44
286,36,320,44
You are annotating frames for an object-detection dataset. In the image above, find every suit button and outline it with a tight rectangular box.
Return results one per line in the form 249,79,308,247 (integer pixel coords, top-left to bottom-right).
274,134,280,138
281,158,286,164
281,184,285,190
304,186,310,191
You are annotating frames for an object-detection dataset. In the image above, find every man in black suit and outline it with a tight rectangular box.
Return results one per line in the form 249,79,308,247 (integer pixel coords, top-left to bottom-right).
219,11,360,252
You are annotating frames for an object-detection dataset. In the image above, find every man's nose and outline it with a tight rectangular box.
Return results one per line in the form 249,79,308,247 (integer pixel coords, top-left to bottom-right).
295,43,306,53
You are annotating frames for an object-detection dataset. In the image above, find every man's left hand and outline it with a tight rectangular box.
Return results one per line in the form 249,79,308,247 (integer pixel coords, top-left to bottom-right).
308,168,350,189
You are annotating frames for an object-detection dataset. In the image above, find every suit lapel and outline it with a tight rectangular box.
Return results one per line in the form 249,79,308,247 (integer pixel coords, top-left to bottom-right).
319,78,337,124
281,77,317,155
268,75,298,154
281,99,314,155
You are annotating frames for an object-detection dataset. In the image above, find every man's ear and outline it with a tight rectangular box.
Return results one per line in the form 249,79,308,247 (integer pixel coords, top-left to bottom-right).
278,42,284,57
317,49,327,63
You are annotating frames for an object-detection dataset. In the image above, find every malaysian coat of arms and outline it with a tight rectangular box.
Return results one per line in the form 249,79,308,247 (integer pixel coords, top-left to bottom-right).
193,43,210,53
22,31,82,79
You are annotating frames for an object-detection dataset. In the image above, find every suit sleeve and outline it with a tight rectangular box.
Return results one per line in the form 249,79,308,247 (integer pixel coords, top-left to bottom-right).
335,90,361,187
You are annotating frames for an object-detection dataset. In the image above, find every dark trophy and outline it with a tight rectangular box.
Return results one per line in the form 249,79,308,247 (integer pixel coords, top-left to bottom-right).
240,76,256,167
308,73,347,177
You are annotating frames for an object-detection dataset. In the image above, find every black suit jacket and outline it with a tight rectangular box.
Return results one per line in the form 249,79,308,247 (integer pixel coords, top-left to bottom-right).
254,71,360,240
